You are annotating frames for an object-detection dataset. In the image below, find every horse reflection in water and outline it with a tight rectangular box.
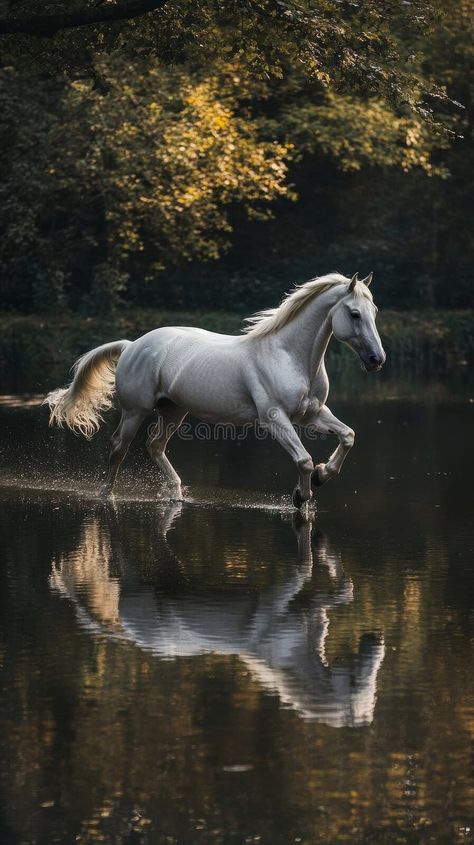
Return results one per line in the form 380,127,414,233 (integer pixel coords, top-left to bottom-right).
50,505,385,728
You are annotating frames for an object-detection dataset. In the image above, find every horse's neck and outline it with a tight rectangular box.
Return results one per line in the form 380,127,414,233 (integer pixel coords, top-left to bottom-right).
272,287,341,380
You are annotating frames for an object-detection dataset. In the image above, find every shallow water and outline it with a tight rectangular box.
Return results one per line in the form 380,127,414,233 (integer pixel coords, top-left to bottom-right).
0,395,473,845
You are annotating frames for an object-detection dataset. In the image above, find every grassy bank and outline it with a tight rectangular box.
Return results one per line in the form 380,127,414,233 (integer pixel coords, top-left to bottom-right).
1,309,473,395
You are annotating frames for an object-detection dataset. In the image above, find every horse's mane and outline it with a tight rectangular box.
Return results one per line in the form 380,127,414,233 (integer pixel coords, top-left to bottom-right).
243,272,370,339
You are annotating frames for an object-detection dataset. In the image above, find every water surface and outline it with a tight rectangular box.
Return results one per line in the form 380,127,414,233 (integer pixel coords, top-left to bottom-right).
0,395,473,844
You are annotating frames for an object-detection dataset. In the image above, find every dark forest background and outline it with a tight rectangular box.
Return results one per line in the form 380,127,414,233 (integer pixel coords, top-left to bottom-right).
0,0,472,319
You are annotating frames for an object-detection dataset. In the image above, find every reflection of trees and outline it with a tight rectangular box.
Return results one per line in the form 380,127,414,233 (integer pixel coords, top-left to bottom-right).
50,504,385,728
0,496,472,845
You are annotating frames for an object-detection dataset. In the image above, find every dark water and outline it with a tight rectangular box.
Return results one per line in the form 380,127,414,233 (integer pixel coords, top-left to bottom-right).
0,394,473,845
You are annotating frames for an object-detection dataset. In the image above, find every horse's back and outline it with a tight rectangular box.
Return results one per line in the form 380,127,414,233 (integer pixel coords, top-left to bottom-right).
114,325,252,419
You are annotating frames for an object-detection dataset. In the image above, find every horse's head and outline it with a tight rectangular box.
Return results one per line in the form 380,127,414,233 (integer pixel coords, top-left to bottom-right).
331,273,386,372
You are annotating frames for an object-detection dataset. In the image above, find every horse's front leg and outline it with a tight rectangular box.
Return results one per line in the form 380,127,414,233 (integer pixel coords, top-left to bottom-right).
259,407,313,508
304,405,355,488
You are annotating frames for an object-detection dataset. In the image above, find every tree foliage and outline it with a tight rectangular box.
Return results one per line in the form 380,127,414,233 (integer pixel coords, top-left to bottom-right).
0,0,456,124
0,0,471,312
0,61,290,310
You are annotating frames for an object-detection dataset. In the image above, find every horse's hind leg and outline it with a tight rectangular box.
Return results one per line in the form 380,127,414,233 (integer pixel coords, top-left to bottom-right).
101,408,147,497
147,402,187,500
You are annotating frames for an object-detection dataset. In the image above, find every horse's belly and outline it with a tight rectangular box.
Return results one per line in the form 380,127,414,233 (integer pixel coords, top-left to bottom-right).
181,399,256,425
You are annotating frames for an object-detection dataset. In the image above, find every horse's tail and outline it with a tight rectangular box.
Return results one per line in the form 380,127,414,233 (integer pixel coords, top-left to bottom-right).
44,339,132,439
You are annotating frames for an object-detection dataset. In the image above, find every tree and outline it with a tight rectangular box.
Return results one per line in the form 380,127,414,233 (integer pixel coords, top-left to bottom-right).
0,1,167,35
0,1,469,313
0,1,454,128
0,61,290,311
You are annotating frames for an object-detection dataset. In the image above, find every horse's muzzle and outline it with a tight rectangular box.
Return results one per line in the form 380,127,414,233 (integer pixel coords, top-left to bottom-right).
363,352,386,372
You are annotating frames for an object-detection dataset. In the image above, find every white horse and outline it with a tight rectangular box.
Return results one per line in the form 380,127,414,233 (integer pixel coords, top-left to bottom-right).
46,271,385,506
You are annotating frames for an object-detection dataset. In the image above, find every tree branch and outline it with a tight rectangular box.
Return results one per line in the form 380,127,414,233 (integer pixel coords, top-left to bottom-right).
0,0,168,36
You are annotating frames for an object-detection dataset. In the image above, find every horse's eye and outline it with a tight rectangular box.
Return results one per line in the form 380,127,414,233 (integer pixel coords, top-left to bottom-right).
351,311,361,319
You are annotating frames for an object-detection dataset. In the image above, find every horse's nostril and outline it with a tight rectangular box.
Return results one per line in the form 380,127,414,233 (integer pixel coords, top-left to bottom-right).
369,355,377,365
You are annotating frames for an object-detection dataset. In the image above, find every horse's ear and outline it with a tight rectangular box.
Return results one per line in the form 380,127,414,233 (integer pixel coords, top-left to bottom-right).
363,271,373,287
349,272,359,291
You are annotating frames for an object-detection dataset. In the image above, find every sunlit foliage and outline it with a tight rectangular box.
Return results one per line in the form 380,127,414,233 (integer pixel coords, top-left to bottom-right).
0,0,470,311
0,62,290,309
0,0,452,125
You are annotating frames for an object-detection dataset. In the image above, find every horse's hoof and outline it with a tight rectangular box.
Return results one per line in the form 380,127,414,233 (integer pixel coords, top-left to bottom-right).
311,466,325,489
292,486,305,509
